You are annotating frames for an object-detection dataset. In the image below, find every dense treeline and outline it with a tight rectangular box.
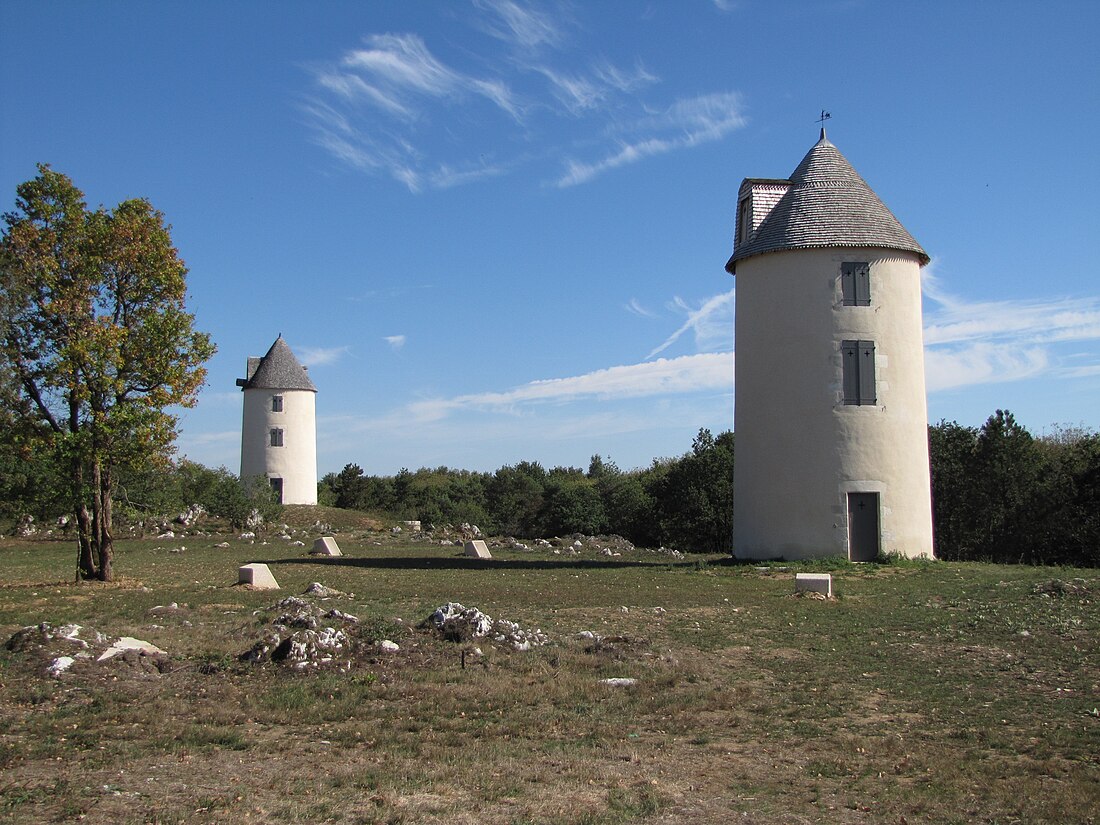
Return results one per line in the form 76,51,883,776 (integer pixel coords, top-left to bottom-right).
3,411,1098,565
929,411,1099,566
319,429,735,553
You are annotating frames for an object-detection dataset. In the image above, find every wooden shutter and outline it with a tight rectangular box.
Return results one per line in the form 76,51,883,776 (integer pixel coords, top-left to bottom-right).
841,262,870,306
842,341,860,403
858,341,876,404
855,264,871,305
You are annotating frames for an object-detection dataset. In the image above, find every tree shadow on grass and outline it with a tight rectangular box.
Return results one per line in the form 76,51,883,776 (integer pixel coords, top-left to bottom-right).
254,554,718,572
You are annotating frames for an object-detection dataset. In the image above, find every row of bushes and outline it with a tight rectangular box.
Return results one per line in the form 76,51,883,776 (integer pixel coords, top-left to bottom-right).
3,410,1097,564
320,411,1099,565
319,429,734,553
929,411,1099,566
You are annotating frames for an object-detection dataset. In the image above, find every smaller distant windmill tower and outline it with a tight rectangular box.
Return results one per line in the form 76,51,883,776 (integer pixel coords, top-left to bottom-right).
236,336,317,505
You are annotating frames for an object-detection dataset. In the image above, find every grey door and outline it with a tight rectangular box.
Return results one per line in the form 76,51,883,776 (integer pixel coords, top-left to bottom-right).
847,492,879,561
269,477,284,504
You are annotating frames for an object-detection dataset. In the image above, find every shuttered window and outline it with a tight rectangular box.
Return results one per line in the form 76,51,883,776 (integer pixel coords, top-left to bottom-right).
841,262,871,306
270,428,284,447
271,395,283,412
842,340,876,405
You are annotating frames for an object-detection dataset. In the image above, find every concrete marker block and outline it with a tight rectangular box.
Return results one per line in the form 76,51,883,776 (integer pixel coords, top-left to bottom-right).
464,540,492,560
239,563,280,589
795,572,832,597
312,536,342,556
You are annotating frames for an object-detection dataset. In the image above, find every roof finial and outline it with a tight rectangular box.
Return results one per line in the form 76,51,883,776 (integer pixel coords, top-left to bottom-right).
816,109,831,140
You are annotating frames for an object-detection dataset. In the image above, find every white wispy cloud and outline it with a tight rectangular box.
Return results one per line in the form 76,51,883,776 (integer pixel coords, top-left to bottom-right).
922,265,1100,390
536,60,656,115
647,289,735,359
383,335,407,350
554,92,746,187
297,345,351,367
474,0,565,49
625,298,656,318
406,351,732,422
302,8,743,191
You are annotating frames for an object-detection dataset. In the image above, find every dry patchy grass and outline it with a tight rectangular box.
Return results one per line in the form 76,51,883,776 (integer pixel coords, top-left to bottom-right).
0,529,1097,824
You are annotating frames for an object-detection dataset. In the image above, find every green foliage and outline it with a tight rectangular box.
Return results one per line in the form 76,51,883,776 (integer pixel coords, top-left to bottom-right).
648,429,734,553
930,411,1099,565
0,165,215,576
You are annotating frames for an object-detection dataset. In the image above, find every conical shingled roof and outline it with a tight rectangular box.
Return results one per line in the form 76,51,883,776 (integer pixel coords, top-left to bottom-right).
238,337,317,392
726,134,928,273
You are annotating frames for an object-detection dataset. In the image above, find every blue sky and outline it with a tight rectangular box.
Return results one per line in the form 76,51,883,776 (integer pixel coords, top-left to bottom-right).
2,1,1098,476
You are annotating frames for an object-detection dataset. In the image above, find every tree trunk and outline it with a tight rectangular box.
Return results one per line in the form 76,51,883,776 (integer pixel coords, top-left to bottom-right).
91,460,114,582
73,453,97,580
75,504,96,580
98,463,114,582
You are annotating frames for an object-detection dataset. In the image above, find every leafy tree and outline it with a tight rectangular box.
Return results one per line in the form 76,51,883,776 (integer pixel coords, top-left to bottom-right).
542,473,605,535
928,419,979,560
0,165,214,580
650,429,734,553
487,462,547,536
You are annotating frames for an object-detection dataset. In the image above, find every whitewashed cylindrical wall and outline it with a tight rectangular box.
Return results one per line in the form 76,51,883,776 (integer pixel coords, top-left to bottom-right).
733,246,933,559
240,388,317,505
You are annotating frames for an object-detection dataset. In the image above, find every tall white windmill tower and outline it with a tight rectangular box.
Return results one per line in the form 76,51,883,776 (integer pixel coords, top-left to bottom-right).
726,130,934,560
236,336,318,505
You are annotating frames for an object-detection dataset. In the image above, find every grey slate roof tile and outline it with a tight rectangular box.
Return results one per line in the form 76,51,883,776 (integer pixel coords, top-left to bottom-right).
237,337,317,392
727,134,928,272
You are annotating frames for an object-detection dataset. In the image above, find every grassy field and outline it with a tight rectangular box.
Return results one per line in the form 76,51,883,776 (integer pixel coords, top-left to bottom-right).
0,518,1097,824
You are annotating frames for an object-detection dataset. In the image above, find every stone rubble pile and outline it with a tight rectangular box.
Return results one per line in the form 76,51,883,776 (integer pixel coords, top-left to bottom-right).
426,602,549,651
240,588,365,670
5,622,170,678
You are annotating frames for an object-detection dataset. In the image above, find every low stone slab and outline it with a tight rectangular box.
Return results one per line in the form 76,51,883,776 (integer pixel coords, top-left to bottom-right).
312,536,342,556
795,572,832,598
464,540,492,560
239,563,280,589
97,637,166,662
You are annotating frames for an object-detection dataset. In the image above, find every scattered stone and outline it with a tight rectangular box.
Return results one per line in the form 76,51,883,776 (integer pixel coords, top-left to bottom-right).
241,594,364,669
302,582,348,599
379,640,400,652
98,637,166,662
173,504,206,527
599,678,637,687
312,536,342,556
795,572,833,598
425,602,548,651
290,540,305,547
6,622,105,652
403,520,421,532
464,540,492,560
238,563,279,590
238,531,256,540
148,602,186,617
47,656,76,677
1034,579,1091,598
157,531,176,539
169,546,186,553
14,514,38,537
272,627,350,670
214,541,230,548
